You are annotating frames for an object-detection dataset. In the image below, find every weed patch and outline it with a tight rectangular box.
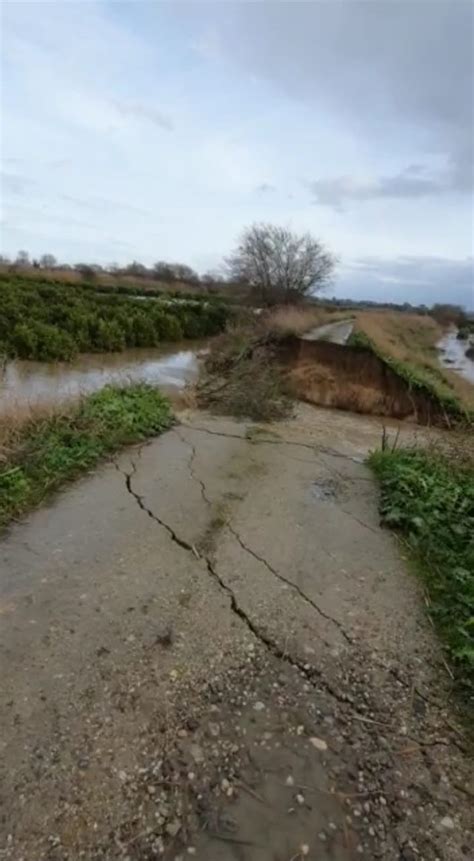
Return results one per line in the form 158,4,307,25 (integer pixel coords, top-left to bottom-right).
369,446,474,699
0,384,173,528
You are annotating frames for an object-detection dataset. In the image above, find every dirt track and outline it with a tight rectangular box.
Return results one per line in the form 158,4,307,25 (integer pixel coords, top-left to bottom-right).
0,404,472,860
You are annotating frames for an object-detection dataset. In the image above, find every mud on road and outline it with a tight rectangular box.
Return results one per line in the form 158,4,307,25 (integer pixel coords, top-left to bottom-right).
0,405,472,860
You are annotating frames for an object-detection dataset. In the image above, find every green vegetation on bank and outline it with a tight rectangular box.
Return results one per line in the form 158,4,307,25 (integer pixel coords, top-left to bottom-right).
370,446,474,699
0,385,173,529
0,274,230,361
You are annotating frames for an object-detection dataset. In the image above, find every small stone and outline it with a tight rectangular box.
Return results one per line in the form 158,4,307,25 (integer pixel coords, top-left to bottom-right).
285,775,295,786
296,725,304,735
254,701,265,711
221,778,230,792
318,832,327,842
300,845,310,856
309,737,328,751
440,815,455,830
208,722,220,737
147,785,156,795
296,793,305,805
190,744,204,763
166,820,181,838
187,849,196,856
118,770,127,782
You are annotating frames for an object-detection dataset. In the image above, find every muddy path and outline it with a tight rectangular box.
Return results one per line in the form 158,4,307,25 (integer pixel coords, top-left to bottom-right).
0,405,472,860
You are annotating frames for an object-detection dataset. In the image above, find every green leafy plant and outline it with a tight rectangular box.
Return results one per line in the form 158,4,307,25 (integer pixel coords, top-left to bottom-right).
370,446,474,699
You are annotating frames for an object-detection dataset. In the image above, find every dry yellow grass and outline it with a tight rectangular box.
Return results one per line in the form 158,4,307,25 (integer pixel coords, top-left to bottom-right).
0,265,207,296
354,311,474,410
263,305,350,337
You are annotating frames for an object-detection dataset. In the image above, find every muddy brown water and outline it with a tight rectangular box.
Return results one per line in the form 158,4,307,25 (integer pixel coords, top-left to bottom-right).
0,342,206,415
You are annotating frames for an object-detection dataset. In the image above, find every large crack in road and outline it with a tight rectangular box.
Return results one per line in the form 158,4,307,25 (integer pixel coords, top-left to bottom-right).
117,455,464,752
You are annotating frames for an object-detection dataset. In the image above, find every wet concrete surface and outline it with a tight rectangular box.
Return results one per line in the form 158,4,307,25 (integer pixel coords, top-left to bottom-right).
0,405,472,860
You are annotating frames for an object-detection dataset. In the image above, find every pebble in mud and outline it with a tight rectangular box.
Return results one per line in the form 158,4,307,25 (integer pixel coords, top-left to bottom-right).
309,736,328,751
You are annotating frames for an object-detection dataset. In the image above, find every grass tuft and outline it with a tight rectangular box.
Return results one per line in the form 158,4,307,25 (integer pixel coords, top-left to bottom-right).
0,384,173,529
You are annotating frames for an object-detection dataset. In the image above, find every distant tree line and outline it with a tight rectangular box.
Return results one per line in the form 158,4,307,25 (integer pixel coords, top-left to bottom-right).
0,250,222,288
1,228,469,318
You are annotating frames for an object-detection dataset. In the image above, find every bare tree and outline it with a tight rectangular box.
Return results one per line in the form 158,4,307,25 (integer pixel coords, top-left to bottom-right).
15,249,30,267
227,223,335,305
39,253,57,269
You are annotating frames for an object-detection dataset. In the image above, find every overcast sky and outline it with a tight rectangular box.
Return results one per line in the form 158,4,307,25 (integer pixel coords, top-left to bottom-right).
1,0,473,307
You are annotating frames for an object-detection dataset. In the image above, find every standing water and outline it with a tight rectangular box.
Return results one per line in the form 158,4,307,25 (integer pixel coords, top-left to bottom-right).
0,343,206,417
437,328,474,385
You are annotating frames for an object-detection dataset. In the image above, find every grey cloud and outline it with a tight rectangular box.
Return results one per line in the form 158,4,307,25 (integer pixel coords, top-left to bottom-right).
61,193,150,217
255,182,276,193
198,2,473,191
113,100,173,131
336,256,474,309
220,2,472,131
307,157,471,208
1,172,33,195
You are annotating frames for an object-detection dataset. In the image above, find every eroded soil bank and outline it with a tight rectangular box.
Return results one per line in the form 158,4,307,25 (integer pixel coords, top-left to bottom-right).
0,405,472,860
282,338,458,425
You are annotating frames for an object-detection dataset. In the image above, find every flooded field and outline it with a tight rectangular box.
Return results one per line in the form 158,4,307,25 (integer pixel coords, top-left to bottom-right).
0,343,205,416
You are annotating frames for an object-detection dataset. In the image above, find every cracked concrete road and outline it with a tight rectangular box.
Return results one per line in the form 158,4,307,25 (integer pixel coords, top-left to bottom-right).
0,404,472,861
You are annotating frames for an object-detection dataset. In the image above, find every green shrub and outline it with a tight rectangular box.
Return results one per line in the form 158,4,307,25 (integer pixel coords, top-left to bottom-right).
0,273,231,361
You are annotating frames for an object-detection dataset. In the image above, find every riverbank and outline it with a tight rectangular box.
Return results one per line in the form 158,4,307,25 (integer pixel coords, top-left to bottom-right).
0,384,172,529
350,312,474,416
198,309,474,425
